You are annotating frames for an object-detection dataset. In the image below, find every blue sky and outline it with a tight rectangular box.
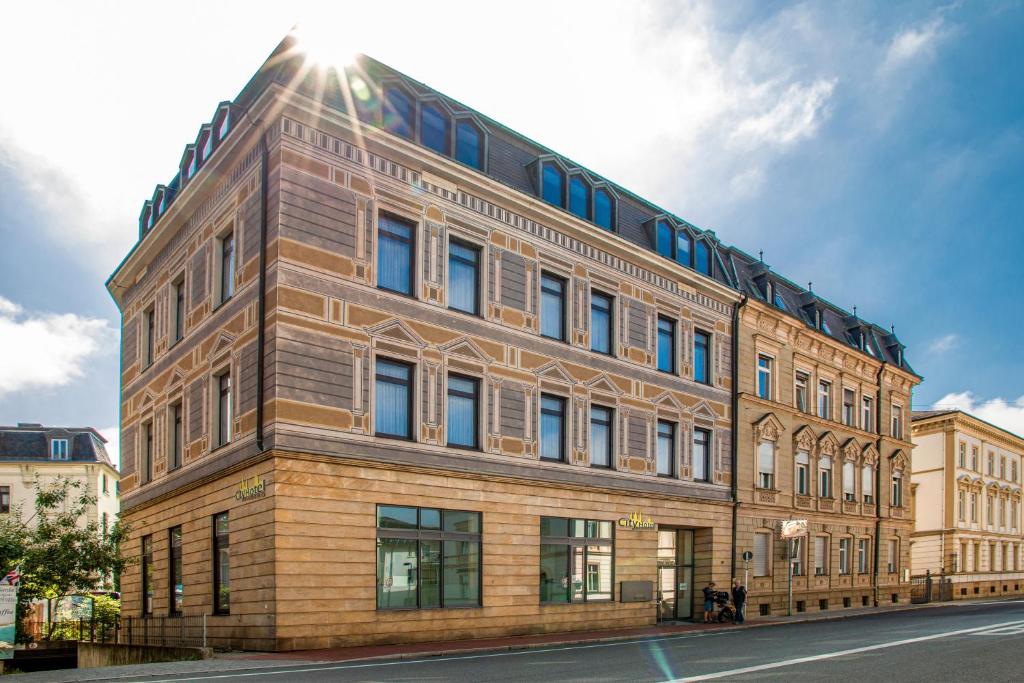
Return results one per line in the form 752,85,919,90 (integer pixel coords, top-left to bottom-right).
1,0,1022,464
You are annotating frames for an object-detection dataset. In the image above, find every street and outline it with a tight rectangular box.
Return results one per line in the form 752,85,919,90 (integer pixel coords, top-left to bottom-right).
116,600,1024,682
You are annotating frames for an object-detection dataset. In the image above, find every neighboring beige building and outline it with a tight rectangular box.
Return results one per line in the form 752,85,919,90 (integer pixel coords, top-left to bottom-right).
911,410,1024,599
0,423,121,532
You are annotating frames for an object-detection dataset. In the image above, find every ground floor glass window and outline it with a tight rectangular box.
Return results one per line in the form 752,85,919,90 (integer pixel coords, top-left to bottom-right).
540,517,614,603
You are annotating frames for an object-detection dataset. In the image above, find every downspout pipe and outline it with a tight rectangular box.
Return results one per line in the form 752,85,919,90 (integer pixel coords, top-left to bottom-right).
255,128,269,452
730,294,747,584
873,361,887,606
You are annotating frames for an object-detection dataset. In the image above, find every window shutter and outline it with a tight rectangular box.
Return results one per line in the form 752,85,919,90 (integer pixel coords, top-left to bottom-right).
815,536,826,573
758,441,774,474
754,533,770,576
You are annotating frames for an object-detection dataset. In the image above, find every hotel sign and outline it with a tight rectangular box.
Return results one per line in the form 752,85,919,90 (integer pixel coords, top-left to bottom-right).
618,511,656,530
235,476,267,501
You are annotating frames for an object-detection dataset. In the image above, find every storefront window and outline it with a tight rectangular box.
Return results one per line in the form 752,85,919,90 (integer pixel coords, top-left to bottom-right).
376,505,481,610
539,516,614,604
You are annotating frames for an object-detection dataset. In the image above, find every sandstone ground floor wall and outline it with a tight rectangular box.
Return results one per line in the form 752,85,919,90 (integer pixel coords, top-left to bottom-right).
121,450,735,651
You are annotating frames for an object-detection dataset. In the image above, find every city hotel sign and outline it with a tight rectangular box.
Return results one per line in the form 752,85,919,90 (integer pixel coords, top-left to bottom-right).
618,511,655,530
235,476,267,501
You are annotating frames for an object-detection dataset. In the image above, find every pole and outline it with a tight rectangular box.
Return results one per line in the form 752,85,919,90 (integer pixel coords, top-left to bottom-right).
744,560,749,590
788,538,794,617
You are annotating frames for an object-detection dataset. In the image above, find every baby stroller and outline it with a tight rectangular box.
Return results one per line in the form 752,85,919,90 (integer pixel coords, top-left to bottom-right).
714,591,735,623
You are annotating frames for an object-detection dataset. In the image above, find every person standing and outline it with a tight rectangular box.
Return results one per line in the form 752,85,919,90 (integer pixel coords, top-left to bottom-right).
702,581,716,623
732,578,747,624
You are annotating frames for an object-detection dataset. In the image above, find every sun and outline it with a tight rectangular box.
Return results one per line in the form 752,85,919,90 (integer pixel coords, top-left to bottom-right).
290,23,359,70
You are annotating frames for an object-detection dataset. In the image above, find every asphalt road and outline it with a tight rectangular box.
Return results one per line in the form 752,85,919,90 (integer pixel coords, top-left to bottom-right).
128,600,1024,682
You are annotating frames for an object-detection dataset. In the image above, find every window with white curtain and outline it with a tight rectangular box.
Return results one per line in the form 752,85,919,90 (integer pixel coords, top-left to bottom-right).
753,532,770,577
891,471,903,507
757,440,774,489
590,291,613,355
863,464,874,504
590,406,613,468
541,274,566,341
839,538,850,574
857,539,868,573
447,240,480,315
791,537,804,576
796,450,809,495
693,429,711,482
843,461,856,501
446,374,479,449
819,456,832,498
540,394,566,461
378,214,415,295
814,536,827,575
887,539,898,573
375,359,413,439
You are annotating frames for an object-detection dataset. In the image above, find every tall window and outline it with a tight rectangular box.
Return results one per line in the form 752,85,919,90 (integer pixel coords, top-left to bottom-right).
843,461,856,501
446,375,479,449
757,355,773,399
693,428,711,482
420,102,450,155
839,538,850,574
590,291,613,355
753,532,770,577
594,189,613,230
891,471,903,507
169,526,183,615
862,464,874,504
590,406,613,468
172,279,185,344
656,219,674,258
540,394,566,461
694,240,711,275
657,421,676,477
378,214,415,296
383,86,413,138
842,389,856,427
141,534,154,616
657,317,676,373
375,359,413,439
796,451,810,495
542,163,564,207
819,456,833,498
887,539,898,573
862,396,873,432
50,438,69,460
891,404,903,439
757,440,774,489
541,273,566,341
169,403,182,471
455,121,483,169
448,240,480,315
693,330,710,384
971,446,978,471
0,487,9,514
540,517,613,603
144,307,155,367
213,512,230,614
958,442,966,468
376,505,481,609
958,490,966,521
857,539,869,574
818,380,831,419
142,422,153,484
795,372,809,412
814,536,828,576
569,177,591,220
987,453,994,476
676,231,692,267
216,372,232,448
791,537,804,576
971,492,978,522
219,232,235,304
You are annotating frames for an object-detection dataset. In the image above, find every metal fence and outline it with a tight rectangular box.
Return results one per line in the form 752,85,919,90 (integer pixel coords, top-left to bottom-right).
23,615,207,649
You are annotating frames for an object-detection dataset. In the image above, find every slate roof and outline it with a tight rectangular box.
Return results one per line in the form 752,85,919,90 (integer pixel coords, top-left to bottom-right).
116,33,918,377
0,424,113,467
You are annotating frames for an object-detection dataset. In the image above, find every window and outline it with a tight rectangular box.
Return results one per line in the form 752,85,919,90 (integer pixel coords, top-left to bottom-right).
958,442,966,468
1013,500,1018,531
590,291,613,355
455,120,483,169
142,534,154,616
839,538,850,574
383,85,413,138
842,389,856,427
676,231,692,267
1013,461,1018,483
791,536,804,576
377,214,415,296
542,163,564,207
171,278,185,344
50,438,69,460
819,456,833,498
757,440,774,489
540,394,566,462
216,372,232,448
862,464,874,504
375,359,413,439
144,307,155,367
693,330,710,384
818,380,831,419
540,273,566,341
213,512,230,614
796,451,810,495
218,231,235,304
540,517,614,603
987,453,994,476
169,526,183,615
795,372,809,412
857,539,869,574
169,403,183,471
447,240,480,316
590,406,613,468
887,539,898,573
656,220,674,258
657,421,676,477
958,490,966,521
971,446,978,471
693,428,711,482
102,473,108,494
657,317,676,374
891,471,903,508
376,505,482,609
843,461,856,501
420,102,450,155
1,486,11,514
446,375,479,449
773,292,786,310
594,189,614,230
753,532,770,577
814,536,828,576
862,396,873,432
569,177,590,220
891,404,903,439
971,492,978,522
757,355,773,399
694,240,711,275
141,422,153,483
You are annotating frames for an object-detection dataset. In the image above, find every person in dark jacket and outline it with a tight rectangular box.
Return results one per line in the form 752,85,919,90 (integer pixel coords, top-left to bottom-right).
702,582,716,623
732,578,748,624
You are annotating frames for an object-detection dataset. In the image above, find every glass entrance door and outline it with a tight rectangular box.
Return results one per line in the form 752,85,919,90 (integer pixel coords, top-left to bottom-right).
657,529,694,621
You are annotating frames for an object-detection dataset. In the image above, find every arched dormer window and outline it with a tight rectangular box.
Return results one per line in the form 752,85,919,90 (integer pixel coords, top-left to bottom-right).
419,101,450,155
383,84,414,139
594,188,614,230
455,119,483,169
695,239,711,275
542,162,565,207
568,176,590,220
656,219,674,258
676,230,692,267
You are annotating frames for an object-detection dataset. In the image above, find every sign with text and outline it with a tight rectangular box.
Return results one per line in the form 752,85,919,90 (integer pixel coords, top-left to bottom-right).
617,511,656,530
0,585,16,659
235,476,267,501
778,519,808,539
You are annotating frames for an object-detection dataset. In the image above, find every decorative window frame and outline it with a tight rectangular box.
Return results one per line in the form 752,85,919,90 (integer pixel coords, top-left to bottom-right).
753,412,785,492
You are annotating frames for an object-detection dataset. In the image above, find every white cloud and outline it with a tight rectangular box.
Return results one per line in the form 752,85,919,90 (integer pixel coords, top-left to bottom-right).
731,78,837,149
932,392,1024,438
0,296,116,397
98,426,121,470
927,333,960,354
880,16,949,75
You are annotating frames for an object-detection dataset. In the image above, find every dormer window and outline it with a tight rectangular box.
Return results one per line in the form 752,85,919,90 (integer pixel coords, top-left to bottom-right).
420,102,450,155
773,292,786,310
695,240,711,275
184,149,197,179
197,128,213,163
765,281,773,304
676,230,692,267
569,176,590,220
215,108,231,142
656,219,674,258
594,189,614,230
140,204,152,235
50,438,69,460
383,85,414,139
542,163,565,207
455,120,483,169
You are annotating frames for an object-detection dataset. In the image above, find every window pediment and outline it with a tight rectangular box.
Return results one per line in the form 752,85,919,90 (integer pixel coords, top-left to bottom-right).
818,431,841,457
754,412,785,442
793,425,817,451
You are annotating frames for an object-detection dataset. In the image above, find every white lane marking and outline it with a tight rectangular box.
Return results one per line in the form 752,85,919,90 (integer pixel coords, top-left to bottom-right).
970,620,1024,636
678,618,1024,681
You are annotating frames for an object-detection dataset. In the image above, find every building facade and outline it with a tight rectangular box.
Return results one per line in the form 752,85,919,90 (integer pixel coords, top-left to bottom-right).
911,410,1024,599
107,35,916,649
733,289,920,616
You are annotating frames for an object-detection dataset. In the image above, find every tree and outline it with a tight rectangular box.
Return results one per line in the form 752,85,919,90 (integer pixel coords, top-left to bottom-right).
0,477,131,640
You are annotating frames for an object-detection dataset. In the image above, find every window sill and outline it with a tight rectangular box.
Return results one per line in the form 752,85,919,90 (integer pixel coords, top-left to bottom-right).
376,285,416,301
540,456,570,465
213,295,233,313
447,443,481,453
374,432,417,443
540,333,569,344
376,604,483,612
